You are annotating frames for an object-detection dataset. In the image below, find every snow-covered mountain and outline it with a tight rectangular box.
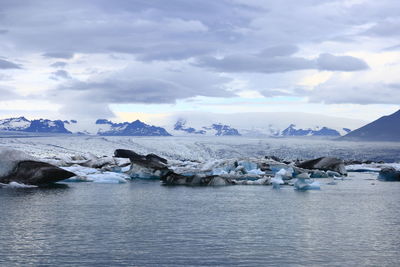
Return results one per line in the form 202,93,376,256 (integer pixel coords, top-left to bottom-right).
96,119,171,136
24,119,72,133
0,111,365,137
152,112,364,137
169,119,350,137
0,117,31,131
280,124,343,137
0,117,71,133
173,119,240,136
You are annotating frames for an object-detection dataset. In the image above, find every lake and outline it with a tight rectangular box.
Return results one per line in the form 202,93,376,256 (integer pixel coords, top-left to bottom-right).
1,172,399,266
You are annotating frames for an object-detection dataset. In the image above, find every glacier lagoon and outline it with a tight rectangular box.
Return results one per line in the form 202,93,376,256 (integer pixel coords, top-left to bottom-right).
1,173,400,266
0,136,400,266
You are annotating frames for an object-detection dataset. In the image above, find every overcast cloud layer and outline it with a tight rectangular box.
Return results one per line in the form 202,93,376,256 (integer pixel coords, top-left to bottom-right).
0,0,399,120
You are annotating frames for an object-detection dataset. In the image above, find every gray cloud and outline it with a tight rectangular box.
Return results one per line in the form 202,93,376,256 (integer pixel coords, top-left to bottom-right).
50,61,68,68
364,20,400,37
0,86,21,100
57,69,234,104
308,82,400,105
196,52,368,73
316,53,369,72
47,63,235,119
58,101,114,120
258,45,299,57
0,0,399,117
50,70,72,80
0,59,21,69
43,52,74,59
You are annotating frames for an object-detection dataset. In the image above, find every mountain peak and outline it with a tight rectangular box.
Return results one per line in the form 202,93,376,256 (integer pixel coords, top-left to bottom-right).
342,109,400,141
97,119,171,136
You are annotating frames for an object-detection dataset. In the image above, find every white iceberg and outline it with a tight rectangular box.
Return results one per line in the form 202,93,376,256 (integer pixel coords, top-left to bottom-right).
271,168,286,189
0,182,38,188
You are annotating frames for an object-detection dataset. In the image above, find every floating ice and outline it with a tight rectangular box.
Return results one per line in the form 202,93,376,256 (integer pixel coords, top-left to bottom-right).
61,165,129,183
0,147,34,177
62,165,99,176
233,177,270,185
247,168,265,175
294,173,320,190
88,172,129,184
0,182,38,188
271,168,286,189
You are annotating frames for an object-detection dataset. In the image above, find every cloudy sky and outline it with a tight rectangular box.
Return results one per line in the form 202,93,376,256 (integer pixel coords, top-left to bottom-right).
0,0,399,123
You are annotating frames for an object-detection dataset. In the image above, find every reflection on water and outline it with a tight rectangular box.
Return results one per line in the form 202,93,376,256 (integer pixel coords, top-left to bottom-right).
0,173,399,266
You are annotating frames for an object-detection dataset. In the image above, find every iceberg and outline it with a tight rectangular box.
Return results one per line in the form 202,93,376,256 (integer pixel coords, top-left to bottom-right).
294,173,320,190
271,169,286,189
0,181,38,188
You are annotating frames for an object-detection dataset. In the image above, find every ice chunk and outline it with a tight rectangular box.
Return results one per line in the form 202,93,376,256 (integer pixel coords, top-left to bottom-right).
208,177,230,186
212,168,228,175
0,147,34,177
233,177,270,185
294,174,320,190
271,168,286,189
247,168,265,175
87,172,129,184
0,182,38,188
238,161,257,172
61,165,99,176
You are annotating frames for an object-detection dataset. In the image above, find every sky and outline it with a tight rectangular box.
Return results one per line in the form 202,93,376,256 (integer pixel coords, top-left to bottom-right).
0,0,399,124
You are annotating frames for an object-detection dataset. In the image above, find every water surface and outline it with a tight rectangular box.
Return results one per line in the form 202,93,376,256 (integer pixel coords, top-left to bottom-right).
1,173,399,266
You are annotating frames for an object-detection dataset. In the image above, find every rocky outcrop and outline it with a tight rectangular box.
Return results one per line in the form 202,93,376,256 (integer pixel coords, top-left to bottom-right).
296,157,347,176
378,167,400,181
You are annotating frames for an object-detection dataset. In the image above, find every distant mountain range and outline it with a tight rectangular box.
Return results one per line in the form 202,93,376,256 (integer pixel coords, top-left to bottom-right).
173,119,241,136
0,117,71,133
280,124,351,137
341,109,400,141
96,119,171,136
0,116,356,137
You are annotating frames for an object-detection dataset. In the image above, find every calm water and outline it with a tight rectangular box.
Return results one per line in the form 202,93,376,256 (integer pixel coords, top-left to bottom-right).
1,173,399,267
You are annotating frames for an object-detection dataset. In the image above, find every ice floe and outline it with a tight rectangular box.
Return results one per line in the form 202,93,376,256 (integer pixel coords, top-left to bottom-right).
0,182,38,188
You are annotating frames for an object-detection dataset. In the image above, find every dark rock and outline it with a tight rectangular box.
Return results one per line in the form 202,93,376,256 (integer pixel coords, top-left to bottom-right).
378,167,400,181
297,157,347,176
0,160,75,185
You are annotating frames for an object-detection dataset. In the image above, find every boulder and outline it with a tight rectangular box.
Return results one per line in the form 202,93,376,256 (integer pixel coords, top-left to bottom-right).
378,167,400,181
297,157,347,176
